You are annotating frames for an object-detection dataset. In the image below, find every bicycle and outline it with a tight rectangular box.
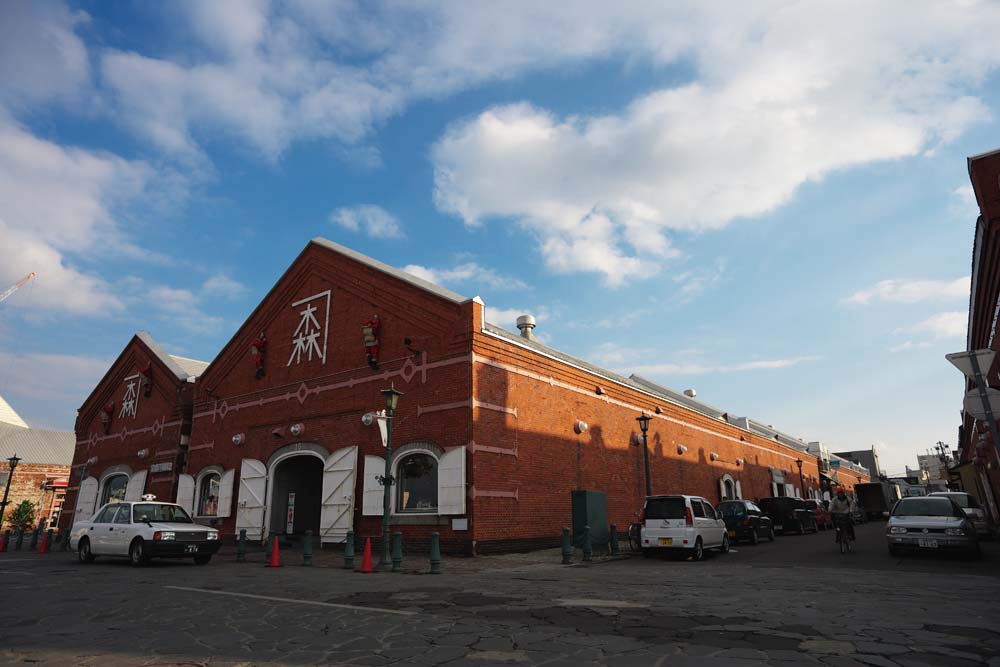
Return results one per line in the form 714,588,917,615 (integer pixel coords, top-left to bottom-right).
833,513,854,554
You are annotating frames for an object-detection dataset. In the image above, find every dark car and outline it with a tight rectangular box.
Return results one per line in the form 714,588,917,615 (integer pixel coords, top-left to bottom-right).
718,500,775,545
804,500,833,530
759,497,819,535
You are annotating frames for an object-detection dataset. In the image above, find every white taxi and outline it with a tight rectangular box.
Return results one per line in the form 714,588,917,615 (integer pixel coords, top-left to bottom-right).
70,496,220,566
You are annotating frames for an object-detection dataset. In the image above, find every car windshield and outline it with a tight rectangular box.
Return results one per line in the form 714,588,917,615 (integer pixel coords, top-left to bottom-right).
718,503,746,517
132,504,193,524
893,498,959,517
645,497,686,520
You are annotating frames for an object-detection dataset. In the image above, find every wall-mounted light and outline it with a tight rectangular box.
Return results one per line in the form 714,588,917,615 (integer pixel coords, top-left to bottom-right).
290,423,304,437
87,456,98,466
655,406,663,414
574,420,588,434
677,444,688,455
232,433,245,446
735,458,744,466
137,449,149,459
595,385,604,395
710,452,719,461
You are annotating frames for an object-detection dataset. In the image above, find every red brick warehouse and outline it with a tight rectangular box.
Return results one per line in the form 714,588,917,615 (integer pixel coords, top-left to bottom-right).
61,238,869,554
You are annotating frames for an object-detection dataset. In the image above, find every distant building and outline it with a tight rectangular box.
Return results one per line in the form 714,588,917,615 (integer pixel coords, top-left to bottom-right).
0,396,74,531
833,447,882,480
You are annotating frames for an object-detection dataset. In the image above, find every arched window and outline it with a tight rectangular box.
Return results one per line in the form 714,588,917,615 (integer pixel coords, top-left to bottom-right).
723,479,735,500
197,472,221,516
100,474,129,505
396,453,438,512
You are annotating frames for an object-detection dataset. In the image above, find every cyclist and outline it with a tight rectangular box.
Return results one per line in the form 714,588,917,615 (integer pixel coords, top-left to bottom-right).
829,488,855,541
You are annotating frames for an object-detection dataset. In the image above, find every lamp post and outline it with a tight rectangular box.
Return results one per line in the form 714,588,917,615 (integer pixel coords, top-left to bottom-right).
636,414,652,496
795,459,805,498
378,385,403,572
0,454,21,530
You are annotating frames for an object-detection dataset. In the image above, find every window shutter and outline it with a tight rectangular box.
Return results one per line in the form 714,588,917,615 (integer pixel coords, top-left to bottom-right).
718,477,726,501
75,476,99,524
125,470,147,501
176,474,195,514
438,446,466,515
362,455,385,516
217,469,235,518
735,480,742,499
235,458,267,539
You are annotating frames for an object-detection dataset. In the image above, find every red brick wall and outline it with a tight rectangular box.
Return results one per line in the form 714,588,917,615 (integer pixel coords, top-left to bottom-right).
471,330,833,550
1,463,69,532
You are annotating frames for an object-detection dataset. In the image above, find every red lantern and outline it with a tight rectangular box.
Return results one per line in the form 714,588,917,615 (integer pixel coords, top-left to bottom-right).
362,315,380,370
139,363,152,397
250,332,267,379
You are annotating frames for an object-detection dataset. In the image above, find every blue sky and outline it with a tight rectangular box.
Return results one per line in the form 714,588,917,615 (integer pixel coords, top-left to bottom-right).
1,1,998,475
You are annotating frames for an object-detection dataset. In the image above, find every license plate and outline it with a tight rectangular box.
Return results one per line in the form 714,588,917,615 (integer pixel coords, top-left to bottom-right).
917,539,938,549
185,545,199,553
774,524,783,530
658,538,672,546
728,530,736,538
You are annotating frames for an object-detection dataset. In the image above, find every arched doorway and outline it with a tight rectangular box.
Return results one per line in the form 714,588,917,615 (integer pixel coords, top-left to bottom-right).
268,454,323,537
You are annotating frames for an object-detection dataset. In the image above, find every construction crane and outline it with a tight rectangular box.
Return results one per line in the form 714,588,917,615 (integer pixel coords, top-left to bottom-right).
0,273,35,305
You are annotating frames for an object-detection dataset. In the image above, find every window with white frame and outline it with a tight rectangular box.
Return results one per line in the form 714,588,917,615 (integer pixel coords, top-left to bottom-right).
100,474,129,505
395,452,438,512
197,472,221,516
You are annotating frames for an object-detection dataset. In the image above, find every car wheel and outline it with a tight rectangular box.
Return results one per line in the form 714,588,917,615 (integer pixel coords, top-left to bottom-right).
750,528,760,545
194,554,212,565
691,538,704,561
719,534,730,554
768,526,776,542
77,538,95,564
129,538,149,567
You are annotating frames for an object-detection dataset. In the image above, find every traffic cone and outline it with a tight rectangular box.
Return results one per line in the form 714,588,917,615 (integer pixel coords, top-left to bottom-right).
37,532,48,554
358,537,373,573
265,535,282,568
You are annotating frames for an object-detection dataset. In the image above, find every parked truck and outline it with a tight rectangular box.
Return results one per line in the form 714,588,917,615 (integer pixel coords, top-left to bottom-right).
854,482,896,520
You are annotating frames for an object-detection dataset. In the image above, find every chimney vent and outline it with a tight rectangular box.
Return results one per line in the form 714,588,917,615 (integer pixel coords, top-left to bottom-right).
683,388,697,398
516,314,537,341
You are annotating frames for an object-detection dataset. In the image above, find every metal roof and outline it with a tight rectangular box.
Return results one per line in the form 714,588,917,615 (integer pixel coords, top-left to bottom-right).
0,394,29,429
134,331,206,382
168,355,209,379
0,422,74,466
310,237,471,305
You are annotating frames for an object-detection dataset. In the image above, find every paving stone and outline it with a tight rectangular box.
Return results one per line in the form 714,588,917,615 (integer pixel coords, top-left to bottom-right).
801,640,857,656
854,642,910,656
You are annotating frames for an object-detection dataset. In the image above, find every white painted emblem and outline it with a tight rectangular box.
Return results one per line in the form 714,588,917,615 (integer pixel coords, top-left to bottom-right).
119,373,142,419
287,290,331,367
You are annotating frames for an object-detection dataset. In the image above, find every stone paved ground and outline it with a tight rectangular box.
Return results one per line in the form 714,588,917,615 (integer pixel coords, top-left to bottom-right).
1,522,998,666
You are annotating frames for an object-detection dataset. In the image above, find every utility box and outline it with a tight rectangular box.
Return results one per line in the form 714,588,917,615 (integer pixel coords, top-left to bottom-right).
571,490,609,549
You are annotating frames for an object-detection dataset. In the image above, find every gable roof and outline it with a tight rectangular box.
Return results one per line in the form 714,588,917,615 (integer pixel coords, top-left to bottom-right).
0,422,74,466
168,355,209,380
0,394,29,429
135,331,205,383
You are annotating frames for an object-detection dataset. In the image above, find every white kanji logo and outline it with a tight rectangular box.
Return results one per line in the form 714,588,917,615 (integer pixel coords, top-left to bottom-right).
119,374,141,419
287,290,331,367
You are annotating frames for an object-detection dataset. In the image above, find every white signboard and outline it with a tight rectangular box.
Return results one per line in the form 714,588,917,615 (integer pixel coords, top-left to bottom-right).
963,388,1000,420
946,350,996,378
149,462,173,474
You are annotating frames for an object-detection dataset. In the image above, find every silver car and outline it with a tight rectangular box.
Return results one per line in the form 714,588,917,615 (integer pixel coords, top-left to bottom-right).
928,492,992,539
886,496,980,558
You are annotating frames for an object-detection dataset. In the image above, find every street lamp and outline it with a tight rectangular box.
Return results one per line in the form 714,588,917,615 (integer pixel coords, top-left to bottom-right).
378,384,403,572
0,454,22,530
636,413,652,496
795,459,805,498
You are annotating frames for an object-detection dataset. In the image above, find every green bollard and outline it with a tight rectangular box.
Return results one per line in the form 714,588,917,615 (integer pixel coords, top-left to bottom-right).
561,527,573,564
391,531,402,572
237,529,246,562
30,528,39,551
344,531,355,569
429,532,441,575
582,525,592,562
15,529,24,551
610,524,620,556
303,530,313,566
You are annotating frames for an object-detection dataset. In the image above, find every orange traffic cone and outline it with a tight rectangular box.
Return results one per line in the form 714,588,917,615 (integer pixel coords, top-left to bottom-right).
266,535,282,568
358,537,373,573
37,532,48,554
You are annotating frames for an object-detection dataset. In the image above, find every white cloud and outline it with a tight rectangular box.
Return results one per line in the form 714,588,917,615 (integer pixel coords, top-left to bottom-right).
951,184,979,222
0,352,110,403
844,277,970,305
403,262,528,291
146,284,225,335
897,311,967,341
202,274,248,299
0,2,91,109
484,306,549,331
673,260,727,303
330,204,403,239
629,356,819,376
0,113,154,314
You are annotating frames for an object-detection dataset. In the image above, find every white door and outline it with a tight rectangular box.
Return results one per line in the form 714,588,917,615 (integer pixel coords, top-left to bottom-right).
73,476,99,527
319,447,358,544
236,458,267,540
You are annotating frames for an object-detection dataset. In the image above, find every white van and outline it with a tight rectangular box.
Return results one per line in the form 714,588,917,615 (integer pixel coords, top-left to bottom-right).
640,494,730,560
